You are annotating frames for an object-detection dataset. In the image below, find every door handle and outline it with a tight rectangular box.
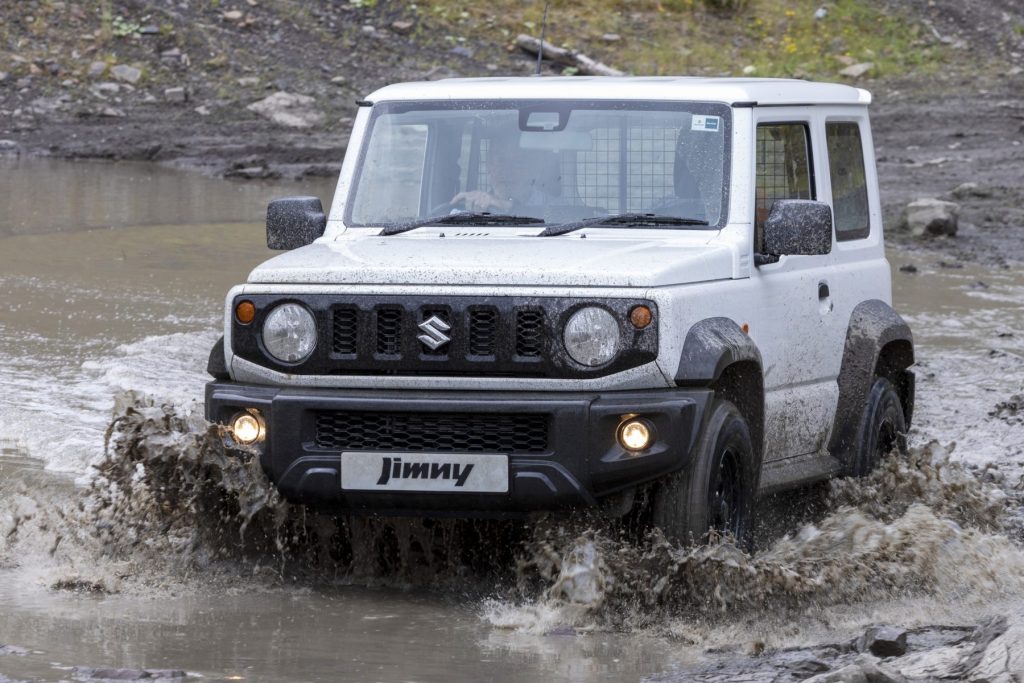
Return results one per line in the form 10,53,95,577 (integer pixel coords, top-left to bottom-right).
818,282,830,299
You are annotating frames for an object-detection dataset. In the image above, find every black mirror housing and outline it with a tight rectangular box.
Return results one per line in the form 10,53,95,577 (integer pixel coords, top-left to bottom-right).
762,199,833,257
266,196,327,250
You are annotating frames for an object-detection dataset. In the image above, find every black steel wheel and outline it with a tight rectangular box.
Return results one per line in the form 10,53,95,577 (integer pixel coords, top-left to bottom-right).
850,376,907,477
652,398,757,547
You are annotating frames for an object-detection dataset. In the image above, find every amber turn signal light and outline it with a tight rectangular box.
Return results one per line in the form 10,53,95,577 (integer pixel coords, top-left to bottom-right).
235,300,256,324
629,305,653,329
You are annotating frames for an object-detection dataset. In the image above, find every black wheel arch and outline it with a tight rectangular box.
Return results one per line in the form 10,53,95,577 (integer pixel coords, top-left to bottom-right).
676,317,765,471
207,336,229,380
829,300,915,464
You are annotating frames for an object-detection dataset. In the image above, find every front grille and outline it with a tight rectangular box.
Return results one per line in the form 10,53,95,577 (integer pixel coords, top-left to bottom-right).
315,411,549,453
376,307,402,355
236,294,658,379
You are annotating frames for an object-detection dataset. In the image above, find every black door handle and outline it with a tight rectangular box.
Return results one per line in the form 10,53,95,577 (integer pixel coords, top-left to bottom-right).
818,282,830,299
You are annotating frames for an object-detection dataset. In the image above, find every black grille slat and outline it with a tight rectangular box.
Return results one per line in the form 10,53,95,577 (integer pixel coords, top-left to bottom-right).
332,308,358,354
515,309,545,357
315,412,549,453
376,307,403,355
468,309,498,356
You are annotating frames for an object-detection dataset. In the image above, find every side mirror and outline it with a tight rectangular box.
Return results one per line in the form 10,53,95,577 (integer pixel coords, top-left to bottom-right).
266,196,327,250
760,199,833,263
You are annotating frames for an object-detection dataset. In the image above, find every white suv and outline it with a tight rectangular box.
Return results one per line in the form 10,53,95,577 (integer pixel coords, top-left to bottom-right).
205,77,915,545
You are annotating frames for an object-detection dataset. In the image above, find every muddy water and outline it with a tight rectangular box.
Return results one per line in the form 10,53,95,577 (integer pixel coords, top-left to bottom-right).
1,158,1023,682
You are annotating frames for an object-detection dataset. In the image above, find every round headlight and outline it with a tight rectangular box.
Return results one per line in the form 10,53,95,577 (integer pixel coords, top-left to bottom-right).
263,303,317,362
563,307,620,367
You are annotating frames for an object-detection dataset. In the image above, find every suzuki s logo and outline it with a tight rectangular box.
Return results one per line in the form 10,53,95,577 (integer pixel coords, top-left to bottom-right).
417,315,451,351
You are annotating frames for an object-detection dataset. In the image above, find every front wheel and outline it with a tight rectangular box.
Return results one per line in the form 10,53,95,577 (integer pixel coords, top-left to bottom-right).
849,376,907,477
651,399,757,547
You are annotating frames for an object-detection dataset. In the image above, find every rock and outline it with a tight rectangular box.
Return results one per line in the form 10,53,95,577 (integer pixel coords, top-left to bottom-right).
890,644,971,679
449,46,474,58
139,25,160,35
194,105,211,116
854,654,907,682
791,657,831,676
898,264,918,273
87,61,108,78
742,65,757,74
246,91,324,128
0,71,7,83
805,664,868,683
857,626,908,658
223,10,244,21
898,198,959,237
815,7,828,19
0,140,22,155
485,63,499,71
1008,66,1023,77
78,667,149,680
361,25,376,36
236,76,260,87
951,182,993,199
110,64,142,84
144,670,186,679
967,624,1024,681
330,76,347,85
0,644,29,655
160,48,182,62
164,87,187,103
839,62,874,78
99,106,126,118
92,82,121,94
390,20,414,35
601,33,621,42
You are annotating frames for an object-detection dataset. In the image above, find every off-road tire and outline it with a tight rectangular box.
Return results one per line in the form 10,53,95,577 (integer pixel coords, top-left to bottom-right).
849,376,907,477
651,399,757,547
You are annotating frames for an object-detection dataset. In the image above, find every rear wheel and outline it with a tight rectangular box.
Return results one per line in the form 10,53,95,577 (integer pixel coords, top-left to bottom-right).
651,399,757,547
849,376,907,477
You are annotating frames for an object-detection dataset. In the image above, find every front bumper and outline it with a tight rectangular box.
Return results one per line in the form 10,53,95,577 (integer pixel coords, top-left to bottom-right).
205,381,711,516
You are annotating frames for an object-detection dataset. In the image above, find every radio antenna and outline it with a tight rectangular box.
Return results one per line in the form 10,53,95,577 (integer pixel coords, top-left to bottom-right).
534,0,551,76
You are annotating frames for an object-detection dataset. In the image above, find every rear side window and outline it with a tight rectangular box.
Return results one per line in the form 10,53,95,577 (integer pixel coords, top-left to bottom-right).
826,122,870,241
755,124,813,249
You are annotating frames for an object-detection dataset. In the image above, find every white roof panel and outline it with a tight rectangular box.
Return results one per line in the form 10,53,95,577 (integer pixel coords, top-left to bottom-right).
365,76,871,107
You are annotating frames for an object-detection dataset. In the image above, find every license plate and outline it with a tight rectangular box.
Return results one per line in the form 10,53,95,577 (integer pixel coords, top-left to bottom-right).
340,452,509,493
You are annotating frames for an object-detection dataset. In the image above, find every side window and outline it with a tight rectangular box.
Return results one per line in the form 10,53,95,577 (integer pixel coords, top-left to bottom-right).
755,124,813,250
826,122,870,241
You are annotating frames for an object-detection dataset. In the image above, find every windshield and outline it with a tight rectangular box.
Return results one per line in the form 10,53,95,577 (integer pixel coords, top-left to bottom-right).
346,99,731,229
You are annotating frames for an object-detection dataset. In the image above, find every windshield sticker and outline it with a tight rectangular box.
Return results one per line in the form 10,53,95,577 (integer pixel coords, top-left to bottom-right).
691,115,722,132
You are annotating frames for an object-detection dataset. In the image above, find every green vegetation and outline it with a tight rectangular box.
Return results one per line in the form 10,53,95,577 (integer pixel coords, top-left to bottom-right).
415,0,946,80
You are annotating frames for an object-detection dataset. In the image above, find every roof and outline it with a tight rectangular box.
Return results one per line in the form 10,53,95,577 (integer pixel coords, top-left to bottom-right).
365,76,871,107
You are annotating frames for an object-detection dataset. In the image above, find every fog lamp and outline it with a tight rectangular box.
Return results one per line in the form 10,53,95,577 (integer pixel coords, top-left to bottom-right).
617,417,655,452
230,410,266,445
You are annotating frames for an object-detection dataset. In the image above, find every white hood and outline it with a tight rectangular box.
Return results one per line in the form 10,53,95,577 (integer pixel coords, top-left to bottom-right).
247,229,735,288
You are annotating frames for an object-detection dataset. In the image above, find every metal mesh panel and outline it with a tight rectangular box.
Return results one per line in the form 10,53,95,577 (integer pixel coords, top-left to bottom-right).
576,125,621,213
468,308,498,356
375,307,403,355
332,308,359,354
315,411,549,453
756,124,812,231
515,309,545,357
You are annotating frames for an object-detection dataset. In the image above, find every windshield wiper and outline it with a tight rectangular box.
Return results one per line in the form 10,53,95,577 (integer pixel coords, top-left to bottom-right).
538,213,710,237
379,212,545,236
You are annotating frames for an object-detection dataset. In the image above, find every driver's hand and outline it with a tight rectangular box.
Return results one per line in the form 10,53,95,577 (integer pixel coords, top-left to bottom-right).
451,190,512,213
